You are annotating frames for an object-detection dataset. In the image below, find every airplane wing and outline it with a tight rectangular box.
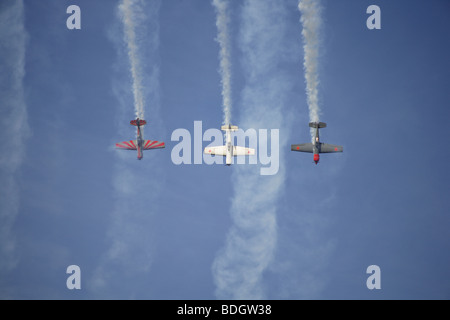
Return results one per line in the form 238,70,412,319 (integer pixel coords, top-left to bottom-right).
204,146,227,156
291,143,314,153
116,140,137,150
143,140,165,150
233,146,255,156
320,143,343,153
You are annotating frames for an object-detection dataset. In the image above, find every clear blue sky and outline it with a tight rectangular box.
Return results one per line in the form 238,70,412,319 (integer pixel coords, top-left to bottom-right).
0,0,449,299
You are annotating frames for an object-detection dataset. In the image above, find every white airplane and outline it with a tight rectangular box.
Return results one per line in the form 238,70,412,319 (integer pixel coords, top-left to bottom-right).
204,124,255,166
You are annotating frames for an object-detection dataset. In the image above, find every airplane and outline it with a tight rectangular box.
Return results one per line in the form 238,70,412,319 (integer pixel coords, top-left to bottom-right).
115,118,165,160
291,122,343,164
204,124,255,166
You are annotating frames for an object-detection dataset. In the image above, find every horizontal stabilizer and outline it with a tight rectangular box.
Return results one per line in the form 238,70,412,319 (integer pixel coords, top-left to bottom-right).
309,122,327,128
130,119,147,126
116,140,137,150
221,124,238,131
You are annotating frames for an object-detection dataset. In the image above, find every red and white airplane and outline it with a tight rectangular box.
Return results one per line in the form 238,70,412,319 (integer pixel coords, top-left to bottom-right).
116,118,165,160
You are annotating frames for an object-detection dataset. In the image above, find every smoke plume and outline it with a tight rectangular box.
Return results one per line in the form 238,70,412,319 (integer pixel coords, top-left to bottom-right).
212,0,293,299
298,0,322,140
120,0,146,119
212,0,233,125
91,0,162,298
0,0,29,273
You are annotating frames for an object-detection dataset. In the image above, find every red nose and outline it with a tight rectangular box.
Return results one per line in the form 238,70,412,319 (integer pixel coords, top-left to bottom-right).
313,154,319,164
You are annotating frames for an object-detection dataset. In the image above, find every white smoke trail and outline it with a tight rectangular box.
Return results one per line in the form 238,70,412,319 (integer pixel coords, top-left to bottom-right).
212,0,232,125
0,0,29,273
120,0,146,119
298,0,322,140
90,0,162,298
212,0,293,299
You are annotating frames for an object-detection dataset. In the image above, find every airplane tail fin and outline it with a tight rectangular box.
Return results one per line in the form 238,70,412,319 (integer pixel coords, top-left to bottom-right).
221,124,238,131
130,119,147,126
309,122,327,129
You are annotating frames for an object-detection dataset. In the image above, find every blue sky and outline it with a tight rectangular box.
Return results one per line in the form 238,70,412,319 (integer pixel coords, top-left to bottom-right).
0,0,449,299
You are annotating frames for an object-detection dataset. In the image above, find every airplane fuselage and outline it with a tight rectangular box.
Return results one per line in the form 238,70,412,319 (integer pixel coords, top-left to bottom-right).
136,123,143,160
313,127,320,164
225,131,233,166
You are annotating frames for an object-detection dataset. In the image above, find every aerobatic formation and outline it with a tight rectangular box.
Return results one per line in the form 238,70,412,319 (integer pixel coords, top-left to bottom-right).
115,119,343,165
116,0,343,165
